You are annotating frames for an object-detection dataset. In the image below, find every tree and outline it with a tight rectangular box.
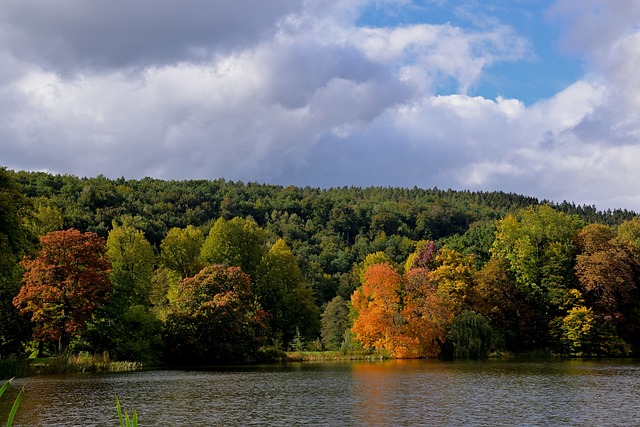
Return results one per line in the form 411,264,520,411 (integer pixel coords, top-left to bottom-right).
573,224,640,354
13,229,111,352
320,296,350,351
351,262,450,358
255,239,319,346
83,223,161,362
200,217,266,278
490,205,583,348
0,168,36,356
443,311,493,359
160,225,204,279
164,265,268,364
432,248,476,314
23,197,64,237
106,223,156,306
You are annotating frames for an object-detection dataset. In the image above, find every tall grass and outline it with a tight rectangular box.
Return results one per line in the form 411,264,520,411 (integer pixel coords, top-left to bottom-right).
29,352,143,375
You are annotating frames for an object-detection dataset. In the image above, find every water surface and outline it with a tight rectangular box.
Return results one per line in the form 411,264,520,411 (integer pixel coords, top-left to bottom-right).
3,359,640,426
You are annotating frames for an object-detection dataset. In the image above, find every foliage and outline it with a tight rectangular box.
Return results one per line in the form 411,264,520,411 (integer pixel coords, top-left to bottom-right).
6,168,640,360
0,168,36,357
80,223,163,362
255,239,319,345
200,217,266,278
13,229,111,352
443,311,493,359
160,225,204,279
320,296,351,351
165,265,268,364
351,262,451,358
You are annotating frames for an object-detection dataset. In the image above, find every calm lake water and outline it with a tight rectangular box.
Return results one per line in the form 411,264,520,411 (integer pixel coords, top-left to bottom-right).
3,359,640,426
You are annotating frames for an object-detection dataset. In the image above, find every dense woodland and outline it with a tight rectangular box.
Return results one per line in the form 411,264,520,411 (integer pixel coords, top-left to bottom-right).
2,167,640,364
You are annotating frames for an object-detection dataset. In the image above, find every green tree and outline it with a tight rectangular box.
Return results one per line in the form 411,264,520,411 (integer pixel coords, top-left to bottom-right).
320,296,351,351
491,205,583,348
200,217,266,278
255,239,320,345
24,197,64,237
443,311,493,359
160,225,204,279
617,217,640,248
0,168,36,356
83,223,161,362
106,223,156,306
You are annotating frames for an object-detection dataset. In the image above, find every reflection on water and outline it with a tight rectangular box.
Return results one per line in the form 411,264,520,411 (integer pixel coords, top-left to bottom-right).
2,359,640,426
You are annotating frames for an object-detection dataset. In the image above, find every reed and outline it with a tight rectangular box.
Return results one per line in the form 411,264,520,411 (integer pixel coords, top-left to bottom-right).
28,353,143,375
0,378,23,427
116,397,138,427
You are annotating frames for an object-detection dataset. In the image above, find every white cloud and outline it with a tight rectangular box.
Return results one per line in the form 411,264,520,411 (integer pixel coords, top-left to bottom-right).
2,0,640,211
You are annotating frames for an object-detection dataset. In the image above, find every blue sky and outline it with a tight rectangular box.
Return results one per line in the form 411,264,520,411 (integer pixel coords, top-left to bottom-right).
1,0,640,210
357,0,583,104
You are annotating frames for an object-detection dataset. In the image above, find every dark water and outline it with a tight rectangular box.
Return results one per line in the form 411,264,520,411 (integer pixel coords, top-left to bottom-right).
3,359,640,426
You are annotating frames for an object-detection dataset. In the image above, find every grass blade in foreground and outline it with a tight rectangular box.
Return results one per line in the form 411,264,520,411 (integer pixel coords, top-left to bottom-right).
6,387,24,427
116,396,138,427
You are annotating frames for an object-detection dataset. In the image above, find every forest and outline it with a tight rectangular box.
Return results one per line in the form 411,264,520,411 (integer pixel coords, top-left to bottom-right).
2,166,640,365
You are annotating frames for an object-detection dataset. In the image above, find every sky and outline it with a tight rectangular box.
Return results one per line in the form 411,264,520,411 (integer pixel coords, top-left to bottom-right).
1,0,640,211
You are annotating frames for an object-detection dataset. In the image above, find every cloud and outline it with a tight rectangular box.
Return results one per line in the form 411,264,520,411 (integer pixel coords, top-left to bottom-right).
2,0,640,211
0,0,302,72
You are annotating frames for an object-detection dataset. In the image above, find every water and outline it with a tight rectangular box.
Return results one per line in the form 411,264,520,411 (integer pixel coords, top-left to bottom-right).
3,359,640,426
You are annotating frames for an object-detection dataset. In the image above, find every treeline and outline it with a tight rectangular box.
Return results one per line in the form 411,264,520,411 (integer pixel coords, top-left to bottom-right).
2,167,640,363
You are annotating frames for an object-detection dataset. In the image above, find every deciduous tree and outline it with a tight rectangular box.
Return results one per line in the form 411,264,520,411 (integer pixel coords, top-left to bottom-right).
0,168,36,356
160,225,204,279
351,262,450,358
200,217,266,278
13,229,111,352
255,239,319,345
165,265,268,364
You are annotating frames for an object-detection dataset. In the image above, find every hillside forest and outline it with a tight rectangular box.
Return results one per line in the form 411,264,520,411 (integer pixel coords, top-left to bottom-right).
2,167,640,364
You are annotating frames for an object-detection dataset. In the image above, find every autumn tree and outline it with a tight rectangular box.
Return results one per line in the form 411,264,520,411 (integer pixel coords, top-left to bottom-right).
164,265,268,364
14,229,111,352
571,224,640,355
351,262,450,358
432,248,476,314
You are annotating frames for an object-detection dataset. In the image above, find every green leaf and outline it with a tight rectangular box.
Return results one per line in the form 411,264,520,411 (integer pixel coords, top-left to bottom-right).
7,386,24,427
116,396,124,427
0,378,13,400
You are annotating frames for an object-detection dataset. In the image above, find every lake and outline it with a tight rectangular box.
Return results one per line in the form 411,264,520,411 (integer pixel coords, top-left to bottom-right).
3,359,640,426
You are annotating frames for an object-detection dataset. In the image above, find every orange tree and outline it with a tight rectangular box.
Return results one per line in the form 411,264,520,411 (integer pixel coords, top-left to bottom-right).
351,262,451,358
13,229,111,352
